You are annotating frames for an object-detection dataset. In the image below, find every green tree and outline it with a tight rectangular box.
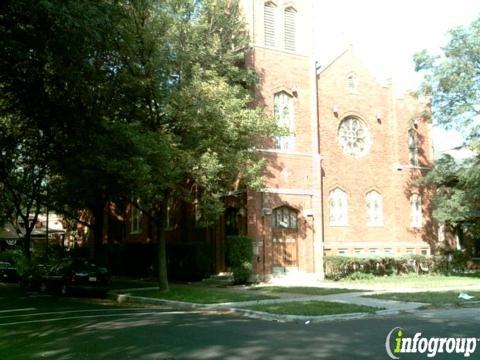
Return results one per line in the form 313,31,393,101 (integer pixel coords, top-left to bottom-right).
0,0,151,261
0,0,277,290
414,17,480,140
123,0,276,290
0,115,49,262
415,16,480,253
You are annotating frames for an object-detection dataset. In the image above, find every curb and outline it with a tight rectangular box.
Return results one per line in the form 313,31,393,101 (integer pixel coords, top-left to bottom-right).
108,292,392,323
229,307,372,323
108,293,203,310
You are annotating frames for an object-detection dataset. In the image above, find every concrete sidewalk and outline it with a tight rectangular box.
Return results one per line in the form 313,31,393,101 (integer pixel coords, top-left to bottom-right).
265,276,480,293
213,291,426,312
110,288,427,323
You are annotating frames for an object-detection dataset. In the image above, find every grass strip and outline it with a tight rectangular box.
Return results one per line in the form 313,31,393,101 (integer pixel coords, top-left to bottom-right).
337,274,480,289
128,285,277,304
366,291,480,306
244,300,380,316
249,286,363,296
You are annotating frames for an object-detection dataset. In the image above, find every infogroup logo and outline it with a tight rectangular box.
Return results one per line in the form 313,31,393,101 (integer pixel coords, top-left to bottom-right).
385,327,479,359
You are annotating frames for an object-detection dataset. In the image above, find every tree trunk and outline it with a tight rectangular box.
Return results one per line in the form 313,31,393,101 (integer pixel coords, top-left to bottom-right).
91,198,105,263
23,230,31,265
156,197,169,291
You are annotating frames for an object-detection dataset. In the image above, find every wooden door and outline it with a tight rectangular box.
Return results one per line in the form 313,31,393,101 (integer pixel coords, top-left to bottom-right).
272,230,298,274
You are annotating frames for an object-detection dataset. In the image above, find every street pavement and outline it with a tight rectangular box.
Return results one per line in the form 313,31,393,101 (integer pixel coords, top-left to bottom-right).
1,294,480,359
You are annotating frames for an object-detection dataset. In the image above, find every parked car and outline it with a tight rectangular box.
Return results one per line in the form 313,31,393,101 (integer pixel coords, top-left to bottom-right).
0,261,18,283
24,259,110,295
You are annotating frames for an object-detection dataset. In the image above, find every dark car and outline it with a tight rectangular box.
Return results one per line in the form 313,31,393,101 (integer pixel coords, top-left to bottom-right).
0,261,18,283
25,259,110,295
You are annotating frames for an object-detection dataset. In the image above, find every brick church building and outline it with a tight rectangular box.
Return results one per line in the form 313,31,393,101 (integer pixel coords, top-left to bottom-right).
237,0,435,279
111,0,436,280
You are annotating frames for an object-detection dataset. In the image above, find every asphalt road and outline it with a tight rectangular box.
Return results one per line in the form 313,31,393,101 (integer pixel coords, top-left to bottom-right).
1,287,480,359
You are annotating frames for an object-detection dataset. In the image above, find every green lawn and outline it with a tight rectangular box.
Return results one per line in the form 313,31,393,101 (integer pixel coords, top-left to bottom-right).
127,285,278,304
249,286,362,296
366,291,480,306
110,277,159,290
0,283,136,312
244,301,381,316
337,274,480,289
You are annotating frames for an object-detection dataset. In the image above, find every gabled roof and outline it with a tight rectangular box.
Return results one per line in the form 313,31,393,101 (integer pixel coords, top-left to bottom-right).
316,48,350,75
316,46,390,88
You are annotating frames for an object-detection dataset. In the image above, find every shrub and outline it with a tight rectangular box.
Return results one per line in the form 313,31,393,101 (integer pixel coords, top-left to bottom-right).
344,271,376,281
324,254,446,280
447,250,470,270
226,236,253,284
0,249,28,276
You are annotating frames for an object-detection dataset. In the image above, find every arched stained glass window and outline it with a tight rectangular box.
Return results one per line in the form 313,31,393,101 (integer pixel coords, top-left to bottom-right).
274,92,295,150
272,206,298,229
366,191,383,226
329,188,348,226
338,117,370,157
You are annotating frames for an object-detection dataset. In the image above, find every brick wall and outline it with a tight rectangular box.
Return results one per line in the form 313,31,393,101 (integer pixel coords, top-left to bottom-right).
317,49,435,256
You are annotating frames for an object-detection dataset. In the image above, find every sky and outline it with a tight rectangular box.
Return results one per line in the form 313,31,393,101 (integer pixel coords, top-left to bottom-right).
313,0,480,153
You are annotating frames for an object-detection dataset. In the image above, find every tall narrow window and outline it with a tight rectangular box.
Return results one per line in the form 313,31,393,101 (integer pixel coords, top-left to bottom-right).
274,92,295,150
130,205,142,234
329,188,348,226
264,2,276,47
272,206,297,229
408,129,418,166
366,191,383,227
410,194,422,228
346,73,357,92
284,7,296,51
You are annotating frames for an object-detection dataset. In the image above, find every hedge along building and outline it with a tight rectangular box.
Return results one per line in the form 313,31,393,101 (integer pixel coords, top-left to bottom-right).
238,0,435,280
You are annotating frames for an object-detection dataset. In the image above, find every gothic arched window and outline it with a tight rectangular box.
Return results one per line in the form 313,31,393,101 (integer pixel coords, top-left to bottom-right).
338,117,370,157
366,191,383,226
410,194,422,228
329,188,348,226
274,92,295,150
346,73,357,92
408,129,419,166
272,206,298,229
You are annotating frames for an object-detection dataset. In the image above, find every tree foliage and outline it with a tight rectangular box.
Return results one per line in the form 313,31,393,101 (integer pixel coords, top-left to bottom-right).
415,16,480,252
0,0,277,287
0,114,49,261
414,16,480,140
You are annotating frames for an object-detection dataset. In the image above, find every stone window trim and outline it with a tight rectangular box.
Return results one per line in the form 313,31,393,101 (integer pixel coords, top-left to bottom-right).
264,0,279,6
282,1,297,10
328,187,348,227
271,85,297,99
272,205,298,229
338,116,371,157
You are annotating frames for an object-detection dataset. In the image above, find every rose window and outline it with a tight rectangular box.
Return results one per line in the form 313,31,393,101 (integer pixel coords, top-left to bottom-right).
338,117,370,156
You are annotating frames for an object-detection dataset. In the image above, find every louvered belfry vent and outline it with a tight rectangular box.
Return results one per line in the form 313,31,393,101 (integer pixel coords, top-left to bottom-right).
284,8,296,51
264,3,275,47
